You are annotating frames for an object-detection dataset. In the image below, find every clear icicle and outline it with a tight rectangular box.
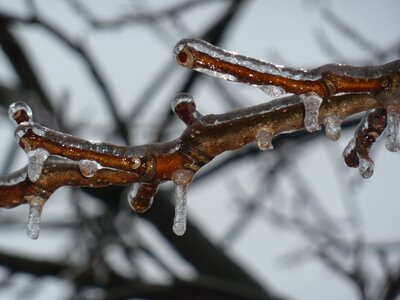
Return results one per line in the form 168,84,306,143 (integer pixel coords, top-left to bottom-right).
259,85,287,97
385,111,400,152
256,128,274,151
27,148,49,182
78,160,102,178
8,102,33,125
26,197,45,240
173,184,187,236
359,158,374,179
299,93,323,132
325,114,342,141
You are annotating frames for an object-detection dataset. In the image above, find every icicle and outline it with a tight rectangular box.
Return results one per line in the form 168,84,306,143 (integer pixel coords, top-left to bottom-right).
385,111,400,152
8,102,33,125
27,148,49,182
173,184,187,236
299,93,323,132
259,85,287,97
172,170,193,236
324,114,342,141
359,158,374,179
78,159,102,178
26,197,45,240
256,128,274,151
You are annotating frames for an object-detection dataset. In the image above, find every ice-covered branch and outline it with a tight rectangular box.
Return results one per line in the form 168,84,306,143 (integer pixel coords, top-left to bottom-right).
1,39,399,239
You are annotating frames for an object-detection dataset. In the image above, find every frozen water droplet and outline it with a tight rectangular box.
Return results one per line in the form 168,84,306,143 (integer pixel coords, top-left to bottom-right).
8,102,33,125
256,128,274,151
325,114,342,141
299,93,323,132
78,160,102,178
342,138,359,167
26,197,45,240
259,85,287,97
127,183,139,211
385,111,400,152
359,158,374,179
173,184,187,236
27,148,49,182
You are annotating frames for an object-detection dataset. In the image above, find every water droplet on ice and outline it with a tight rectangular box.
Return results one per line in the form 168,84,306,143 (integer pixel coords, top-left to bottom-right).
359,158,374,179
26,197,45,240
27,148,49,182
173,184,187,236
8,102,33,125
256,128,273,151
385,111,400,152
259,85,287,97
299,93,323,132
325,114,341,141
78,160,102,178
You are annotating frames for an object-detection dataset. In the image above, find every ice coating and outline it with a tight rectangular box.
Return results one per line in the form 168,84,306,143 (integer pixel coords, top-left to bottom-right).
359,158,374,179
8,102,33,125
26,197,45,240
299,93,323,132
78,159,102,178
385,111,400,152
324,114,342,141
173,184,187,236
0,168,27,186
174,38,400,81
256,128,274,151
259,85,287,97
172,93,195,109
27,148,49,182
127,183,139,210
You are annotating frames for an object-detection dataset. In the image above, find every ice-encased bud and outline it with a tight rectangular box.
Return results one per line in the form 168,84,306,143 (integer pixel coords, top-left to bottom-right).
299,93,323,132
385,111,400,152
324,114,342,141
256,128,274,151
359,158,374,179
173,184,187,236
27,148,49,182
26,196,45,240
172,93,199,125
8,102,33,125
78,160,102,178
127,183,139,211
259,85,287,97
343,138,359,168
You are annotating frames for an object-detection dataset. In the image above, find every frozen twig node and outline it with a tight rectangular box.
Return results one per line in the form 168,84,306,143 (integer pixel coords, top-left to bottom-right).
26,196,46,240
172,169,194,236
299,93,323,132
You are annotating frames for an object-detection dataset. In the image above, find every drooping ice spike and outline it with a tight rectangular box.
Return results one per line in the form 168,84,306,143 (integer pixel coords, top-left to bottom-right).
324,114,342,141
8,102,33,125
173,184,187,236
26,196,46,240
256,128,274,151
385,110,400,152
359,158,374,179
259,85,287,97
343,138,359,168
127,183,159,213
27,148,49,182
342,108,386,178
172,93,202,126
172,170,194,236
78,160,102,178
299,93,323,132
